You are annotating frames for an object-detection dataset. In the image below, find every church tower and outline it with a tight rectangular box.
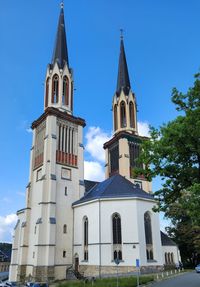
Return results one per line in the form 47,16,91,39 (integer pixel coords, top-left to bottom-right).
104,36,152,193
9,4,85,282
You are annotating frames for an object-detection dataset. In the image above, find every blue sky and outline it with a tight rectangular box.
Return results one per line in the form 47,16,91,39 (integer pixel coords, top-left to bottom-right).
0,0,200,242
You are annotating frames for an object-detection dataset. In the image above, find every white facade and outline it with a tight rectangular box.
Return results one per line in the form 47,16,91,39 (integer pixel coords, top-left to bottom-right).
162,246,181,266
73,197,163,276
9,110,85,281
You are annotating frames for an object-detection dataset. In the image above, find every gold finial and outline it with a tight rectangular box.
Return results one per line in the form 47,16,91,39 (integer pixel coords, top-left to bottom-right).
60,1,64,9
120,28,124,40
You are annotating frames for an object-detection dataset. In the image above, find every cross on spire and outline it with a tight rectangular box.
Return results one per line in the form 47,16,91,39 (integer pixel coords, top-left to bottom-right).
120,28,124,40
60,1,64,9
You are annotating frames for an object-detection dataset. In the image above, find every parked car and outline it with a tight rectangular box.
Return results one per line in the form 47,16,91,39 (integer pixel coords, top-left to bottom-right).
195,264,200,273
25,283,34,287
5,282,18,287
32,283,48,287
0,281,7,287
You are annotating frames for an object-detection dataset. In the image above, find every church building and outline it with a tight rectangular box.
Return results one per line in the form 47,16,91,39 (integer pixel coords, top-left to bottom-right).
9,4,180,282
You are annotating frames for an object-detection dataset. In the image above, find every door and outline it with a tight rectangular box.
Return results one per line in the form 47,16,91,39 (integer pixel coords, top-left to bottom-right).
75,257,79,273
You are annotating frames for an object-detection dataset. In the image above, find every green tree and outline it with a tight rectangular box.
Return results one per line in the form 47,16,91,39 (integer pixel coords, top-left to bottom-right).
136,73,200,264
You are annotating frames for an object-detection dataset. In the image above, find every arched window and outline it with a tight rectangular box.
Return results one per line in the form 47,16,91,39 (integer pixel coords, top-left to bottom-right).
120,101,126,128
62,76,69,105
45,77,50,108
63,224,67,234
144,212,153,260
114,105,118,131
165,252,168,264
171,253,174,264
71,81,74,111
168,253,171,264
112,213,122,260
83,217,88,261
129,102,135,128
52,74,59,103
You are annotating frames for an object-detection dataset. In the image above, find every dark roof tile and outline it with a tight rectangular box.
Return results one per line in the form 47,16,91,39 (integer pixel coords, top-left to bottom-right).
84,179,99,193
73,174,154,205
51,6,69,69
160,231,177,246
116,38,131,96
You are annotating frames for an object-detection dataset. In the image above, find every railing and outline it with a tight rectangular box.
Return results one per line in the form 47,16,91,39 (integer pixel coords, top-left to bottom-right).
34,153,44,169
56,150,77,167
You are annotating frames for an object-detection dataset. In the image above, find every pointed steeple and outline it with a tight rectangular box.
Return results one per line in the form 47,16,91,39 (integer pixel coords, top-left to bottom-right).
116,34,131,96
52,2,69,69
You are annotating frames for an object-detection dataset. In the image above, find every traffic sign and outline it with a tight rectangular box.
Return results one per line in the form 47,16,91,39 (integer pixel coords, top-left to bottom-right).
136,259,140,268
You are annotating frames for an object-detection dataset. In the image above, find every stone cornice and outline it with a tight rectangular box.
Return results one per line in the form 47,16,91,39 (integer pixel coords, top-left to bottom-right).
31,107,86,129
103,130,148,149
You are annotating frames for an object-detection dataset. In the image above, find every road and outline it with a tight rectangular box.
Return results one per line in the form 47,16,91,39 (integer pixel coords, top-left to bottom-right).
151,271,200,287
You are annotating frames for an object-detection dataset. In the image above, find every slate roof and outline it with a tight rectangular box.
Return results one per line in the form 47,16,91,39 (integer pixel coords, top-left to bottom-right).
160,231,177,246
116,38,131,96
51,5,69,69
73,174,154,206
0,250,11,262
84,179,99,193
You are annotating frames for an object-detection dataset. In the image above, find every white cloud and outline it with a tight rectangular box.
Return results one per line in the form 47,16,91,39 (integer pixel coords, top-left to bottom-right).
17,191,26,197
85,127,111,162
138,121,150,137
84,161,105,182
2,197,11,203
26,128,32,133
0,213,18,242
84,124,150,182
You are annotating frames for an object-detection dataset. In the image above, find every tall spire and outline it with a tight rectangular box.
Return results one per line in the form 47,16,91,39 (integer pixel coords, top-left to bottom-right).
116,33,131,95
52,2,69,69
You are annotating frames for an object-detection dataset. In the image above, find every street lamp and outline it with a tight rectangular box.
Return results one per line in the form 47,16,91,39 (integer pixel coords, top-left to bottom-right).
114,257,120,287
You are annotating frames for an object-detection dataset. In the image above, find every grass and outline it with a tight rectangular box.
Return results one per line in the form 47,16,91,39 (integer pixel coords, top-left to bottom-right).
57,275,154,287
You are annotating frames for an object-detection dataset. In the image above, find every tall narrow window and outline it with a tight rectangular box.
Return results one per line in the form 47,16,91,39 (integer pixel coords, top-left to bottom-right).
63,224,67,234
129,102,135,128
114,105,118,131
168,253,171,264
52,74,59,103
65,127,68,152
58,124,61,150
120,101,126,128
62,76,69,105
63,251,66,258
165,252,168,264
45,78,50,108
112,213,122,260
109,144,119,175
68,128,71,154
62,126,65,151
171,253,174,264
71,81,74,111
129,142,142,171
144,212,153,260
71,129,74,154
83,217,88,261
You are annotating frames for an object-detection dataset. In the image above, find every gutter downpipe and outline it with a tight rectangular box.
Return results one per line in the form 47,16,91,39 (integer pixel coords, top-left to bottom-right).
99,199,102,278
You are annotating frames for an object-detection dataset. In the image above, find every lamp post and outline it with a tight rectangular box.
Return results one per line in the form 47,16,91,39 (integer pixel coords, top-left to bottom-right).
136,259,140,287
114,257,120,287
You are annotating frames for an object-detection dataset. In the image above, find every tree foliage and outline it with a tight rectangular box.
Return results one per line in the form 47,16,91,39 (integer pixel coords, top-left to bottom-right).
136,73,200,263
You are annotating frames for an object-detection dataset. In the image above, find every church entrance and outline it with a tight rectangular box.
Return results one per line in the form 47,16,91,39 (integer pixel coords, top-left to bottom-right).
75,256,79,273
